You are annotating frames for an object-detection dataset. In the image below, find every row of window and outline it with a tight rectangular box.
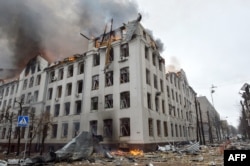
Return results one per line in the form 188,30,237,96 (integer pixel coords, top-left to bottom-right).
92,67,129,90
91,91,130,110
23,75,41,90
146,69,164,91
144,46,163,71
0,84,18,98
49,100,82,117
147,93,165,113
47,80,83,100
49,62,84,83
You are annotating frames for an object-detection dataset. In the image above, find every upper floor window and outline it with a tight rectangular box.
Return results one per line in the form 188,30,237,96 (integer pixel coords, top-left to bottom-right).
77,80,83,94
92,75,99,90
146,69,150,85
120,43,129,58
54,104,60,117
105,71,113,87
10,85,15,95
67,65,74,77
90,120,97,135
64,102,70,115
145,46,149,60
78,62,84,74
47,88,53,100
49,71,55,83
91,97,98,110
120,91,130,109
5,87,9,96
152,53,156,66
148,118,153,137
93,53,100,66
58,68,64,80
56,86,62,98
66,83,72,96
35,75,41,86
154,75,158,89
75,100,81,115
23,79,28,90
105,94,113,109
61,123,68,138
29,77,34,88
120,67,129,83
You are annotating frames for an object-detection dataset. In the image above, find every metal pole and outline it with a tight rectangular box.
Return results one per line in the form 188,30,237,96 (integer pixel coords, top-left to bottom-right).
23,130,28,159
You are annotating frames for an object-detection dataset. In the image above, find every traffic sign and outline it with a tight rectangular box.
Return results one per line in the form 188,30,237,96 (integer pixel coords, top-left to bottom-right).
17,116,29,127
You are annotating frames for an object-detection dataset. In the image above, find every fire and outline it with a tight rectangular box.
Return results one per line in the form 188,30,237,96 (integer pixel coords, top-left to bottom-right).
129,149,144,156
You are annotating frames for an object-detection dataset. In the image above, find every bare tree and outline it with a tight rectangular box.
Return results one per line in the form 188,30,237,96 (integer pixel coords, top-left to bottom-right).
14,97,24,156
37,110,52,155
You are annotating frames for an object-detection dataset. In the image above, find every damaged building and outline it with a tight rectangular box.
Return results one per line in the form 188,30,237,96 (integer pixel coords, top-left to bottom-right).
0,17,198,153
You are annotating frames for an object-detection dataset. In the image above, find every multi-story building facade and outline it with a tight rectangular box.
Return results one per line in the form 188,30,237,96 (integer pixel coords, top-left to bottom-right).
0,18,198,153
197,96,221,143
165,70,197,143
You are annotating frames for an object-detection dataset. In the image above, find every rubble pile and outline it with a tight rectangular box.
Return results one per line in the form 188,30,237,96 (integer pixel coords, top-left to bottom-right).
2,133,250,166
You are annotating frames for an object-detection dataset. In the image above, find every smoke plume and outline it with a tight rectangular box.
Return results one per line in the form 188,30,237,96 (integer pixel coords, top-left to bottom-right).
0,0,163,79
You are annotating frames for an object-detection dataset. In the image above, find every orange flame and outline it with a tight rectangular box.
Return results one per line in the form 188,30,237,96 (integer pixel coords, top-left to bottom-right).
129,149,144,156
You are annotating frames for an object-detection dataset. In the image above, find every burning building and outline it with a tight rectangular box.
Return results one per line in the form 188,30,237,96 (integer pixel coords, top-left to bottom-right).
0,17,198,153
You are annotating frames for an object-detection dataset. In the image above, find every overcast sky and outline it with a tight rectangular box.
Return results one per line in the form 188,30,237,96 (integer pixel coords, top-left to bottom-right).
136,0,250,127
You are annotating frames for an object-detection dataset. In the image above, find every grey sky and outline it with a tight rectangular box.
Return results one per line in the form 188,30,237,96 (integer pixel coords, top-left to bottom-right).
137,0,250,127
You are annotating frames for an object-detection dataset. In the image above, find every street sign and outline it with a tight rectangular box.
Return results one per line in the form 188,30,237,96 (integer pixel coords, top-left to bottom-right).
17,116,29,127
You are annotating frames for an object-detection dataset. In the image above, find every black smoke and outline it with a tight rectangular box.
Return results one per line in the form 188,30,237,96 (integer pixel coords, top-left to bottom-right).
0,0,164,79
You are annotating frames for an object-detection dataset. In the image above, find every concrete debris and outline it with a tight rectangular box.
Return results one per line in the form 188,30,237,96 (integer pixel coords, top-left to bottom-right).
179,141,200,154
0,160,7,166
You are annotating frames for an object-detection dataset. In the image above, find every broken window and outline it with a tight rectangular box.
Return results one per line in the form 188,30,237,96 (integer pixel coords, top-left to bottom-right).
103,119,112,137
120,91,130,109
120,43,129,58
177,108,180,118
160,79,163,92
92,75,99,90
78,62,84,74
145,46,149,60
77,80,83,94
179,125,182,137
11,85,14,95
146,69,150,85
147,93,152,109
173,106,176,116
171,123,174,137
143,30,147,39
120,118,130,136
75,100,81,114
34,91,39,102
23,79,28,90
57,86,62,98
152,53,156,66
29,76,34,88
163,121,168,137
108,47,114,62
162,100,165,114
148,118,153,137
171,89,174,100
181,110,183,119
47,88,53,100
73,122,80,138
58,68,64,80
175,124,178,137
49,71,55,83
179,95,182,105
46,105,50,114
64,102,70,115
154,75,158,89
61,123,68,138
159,60,163,71
167,86,170,97
36,75,41,86
91,97,98,110
93,53,100,66
20,94,25,103
105,71,113,87
66,83,72,96
176,92,178,102
54,104,60,117
51,124,58,138
120,67,129,83
5,87,9,96
90,120,97,135
27,93,32,104
155,97,159,112
105,94,113,109
157,120,161,137
67,65,74,77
